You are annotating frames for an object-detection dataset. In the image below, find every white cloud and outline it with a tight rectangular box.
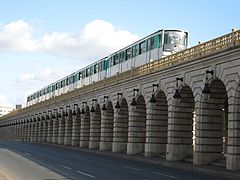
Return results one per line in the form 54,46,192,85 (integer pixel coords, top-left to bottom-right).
0,19,139,61
0,95,13,107
0,20,37,51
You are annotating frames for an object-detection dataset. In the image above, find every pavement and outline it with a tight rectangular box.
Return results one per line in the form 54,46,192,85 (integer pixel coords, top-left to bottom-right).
0,141,239,180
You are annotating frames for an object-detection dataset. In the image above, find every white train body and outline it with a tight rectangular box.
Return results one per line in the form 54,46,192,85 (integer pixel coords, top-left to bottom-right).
27,29,188,106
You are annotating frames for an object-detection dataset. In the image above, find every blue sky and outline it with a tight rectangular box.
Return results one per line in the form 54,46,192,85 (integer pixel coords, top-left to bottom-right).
0,0,239,107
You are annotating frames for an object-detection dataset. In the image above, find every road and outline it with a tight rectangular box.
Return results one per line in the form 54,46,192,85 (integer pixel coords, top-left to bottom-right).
0,141,231,180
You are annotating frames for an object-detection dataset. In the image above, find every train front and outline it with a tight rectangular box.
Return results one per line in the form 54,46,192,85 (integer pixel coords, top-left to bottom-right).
162,30,188,56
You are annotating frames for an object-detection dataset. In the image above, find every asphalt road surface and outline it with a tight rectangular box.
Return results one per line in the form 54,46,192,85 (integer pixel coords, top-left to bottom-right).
0,141,231,180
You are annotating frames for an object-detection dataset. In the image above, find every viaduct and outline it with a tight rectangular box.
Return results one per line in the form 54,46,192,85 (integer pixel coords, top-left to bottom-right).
0,29,240,170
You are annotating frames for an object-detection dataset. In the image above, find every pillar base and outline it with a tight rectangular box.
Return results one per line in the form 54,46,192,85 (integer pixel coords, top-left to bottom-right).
112,142,127,152
145,143,166,157
71,140,79,147
226,154,240,170
193,152,222,165
79,141,89,148
100,142,112,151
64,137,71,146
89,141,99,149
166,144,192,161
127,143,144,155
58,137,64,145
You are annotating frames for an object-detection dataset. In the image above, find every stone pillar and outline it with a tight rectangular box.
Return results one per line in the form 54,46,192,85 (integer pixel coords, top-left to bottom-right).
52,115,59,144
38,120,43,143
145,102,168,157
42,119,48,142
127,97,146,155
64,109,73,146
33,120,39,142
71,109,81,146
30,122,35,142
194,95,224,165
89,106,101,149
112,102,128,152
47,118,53,143
27,123,31,142
227,102,240,170
166,100,193,161
100,103,114,151
58,111,65,145
79,109,90,148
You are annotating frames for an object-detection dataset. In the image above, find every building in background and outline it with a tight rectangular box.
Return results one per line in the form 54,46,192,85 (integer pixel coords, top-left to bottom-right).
0,106,14,117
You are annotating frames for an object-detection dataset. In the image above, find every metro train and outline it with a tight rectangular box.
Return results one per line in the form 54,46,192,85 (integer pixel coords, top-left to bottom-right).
27,29,188,106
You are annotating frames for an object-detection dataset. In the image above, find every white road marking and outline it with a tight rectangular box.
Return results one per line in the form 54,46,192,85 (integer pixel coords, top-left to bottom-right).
24,153,31,156
152,172,177,179
60,165,72,170
122,165,142,171
76,170,95,178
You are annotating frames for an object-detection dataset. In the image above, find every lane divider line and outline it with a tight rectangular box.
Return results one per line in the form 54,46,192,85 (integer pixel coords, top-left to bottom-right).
76,170,95,178
60,165,72,170
152,172,177,179
122,165,142,171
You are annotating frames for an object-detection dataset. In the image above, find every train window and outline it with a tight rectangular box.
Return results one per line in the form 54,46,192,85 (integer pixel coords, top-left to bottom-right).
126,48,131,60
154,34,162,48
164,33,169,44
113,54,118,65
119,52,124,63
48,86,51,93
52,84,55,92
94,64,98,74
86,68,90,77
148,38,154,50
132,45,138,57
78,72,82,80
82,70,86,78
66,78,69,85
139,41,146,54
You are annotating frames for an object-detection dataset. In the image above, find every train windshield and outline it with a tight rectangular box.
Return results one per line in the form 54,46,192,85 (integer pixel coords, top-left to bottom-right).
164,31,188,46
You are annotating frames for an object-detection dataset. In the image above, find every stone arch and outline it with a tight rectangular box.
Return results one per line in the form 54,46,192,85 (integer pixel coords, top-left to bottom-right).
80,105,90,148
100,101,114,151
113,98,129,152
89,104,101,149
194,79,227,165
167,85,195,161
127,95,146,155
145,90,168,157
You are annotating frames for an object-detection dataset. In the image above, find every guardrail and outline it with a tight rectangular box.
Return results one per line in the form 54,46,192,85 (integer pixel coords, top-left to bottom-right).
1,29,240,120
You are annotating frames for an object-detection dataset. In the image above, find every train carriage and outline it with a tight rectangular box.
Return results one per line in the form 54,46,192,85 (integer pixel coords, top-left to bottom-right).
27,29,188,106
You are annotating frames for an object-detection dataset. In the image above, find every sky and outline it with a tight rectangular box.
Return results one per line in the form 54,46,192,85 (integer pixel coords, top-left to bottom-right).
0,0,239,108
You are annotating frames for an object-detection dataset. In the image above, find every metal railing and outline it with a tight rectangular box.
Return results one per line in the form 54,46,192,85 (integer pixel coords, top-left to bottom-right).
1,29,240,120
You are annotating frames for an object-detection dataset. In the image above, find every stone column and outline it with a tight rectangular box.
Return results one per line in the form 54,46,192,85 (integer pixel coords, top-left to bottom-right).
30,122,35,142
112,104,128,152
33,120,39,142
38,120,43,143
58,110,65,145
145,101,168,157
27,123,31,142
64,108,73,146
227,102,240,170
89,106,101,149
71,108,81,146
100,105,114,151
127,97,146,155
52,114,59,144
166,100,193,161
42,119,48,142
79,109,90,148
47,118,53,143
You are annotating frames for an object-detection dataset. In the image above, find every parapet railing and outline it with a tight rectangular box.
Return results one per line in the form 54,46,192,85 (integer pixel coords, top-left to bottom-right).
1,29,240,120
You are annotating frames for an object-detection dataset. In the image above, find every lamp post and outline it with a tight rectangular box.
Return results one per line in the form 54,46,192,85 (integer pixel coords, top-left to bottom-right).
173,77,183,103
